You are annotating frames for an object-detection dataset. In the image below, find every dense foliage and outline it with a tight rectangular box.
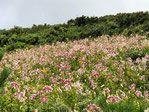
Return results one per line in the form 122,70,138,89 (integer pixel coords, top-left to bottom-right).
0,36,148,111
0,49,11,88
0,11,149,51
0,49,11,98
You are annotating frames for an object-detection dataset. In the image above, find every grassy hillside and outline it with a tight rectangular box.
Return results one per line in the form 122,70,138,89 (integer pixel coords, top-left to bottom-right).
0,11,149,51
0,35,149,111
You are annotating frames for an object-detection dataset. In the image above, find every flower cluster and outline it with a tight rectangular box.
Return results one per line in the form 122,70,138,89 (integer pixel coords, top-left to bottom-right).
0,36,148,111
107,95,122,103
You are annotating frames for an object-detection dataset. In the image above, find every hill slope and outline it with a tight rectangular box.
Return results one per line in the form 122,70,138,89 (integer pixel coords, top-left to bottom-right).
0,35,149,111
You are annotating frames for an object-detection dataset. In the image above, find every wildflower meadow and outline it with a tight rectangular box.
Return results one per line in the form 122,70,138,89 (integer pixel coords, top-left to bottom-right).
0,35,149,112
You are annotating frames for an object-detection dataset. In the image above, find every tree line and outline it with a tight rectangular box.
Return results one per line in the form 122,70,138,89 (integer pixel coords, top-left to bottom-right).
0,11,149,51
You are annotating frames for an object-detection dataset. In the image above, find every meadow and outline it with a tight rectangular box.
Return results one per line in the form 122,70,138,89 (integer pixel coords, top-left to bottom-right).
0,35,149,112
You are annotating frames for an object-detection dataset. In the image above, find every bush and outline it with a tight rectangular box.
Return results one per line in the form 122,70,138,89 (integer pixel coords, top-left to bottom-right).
0,49,11,91
123,48,149,61
6,42,26,51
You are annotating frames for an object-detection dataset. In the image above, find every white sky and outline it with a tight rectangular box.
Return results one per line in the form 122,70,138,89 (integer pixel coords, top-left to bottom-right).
0,0,149,29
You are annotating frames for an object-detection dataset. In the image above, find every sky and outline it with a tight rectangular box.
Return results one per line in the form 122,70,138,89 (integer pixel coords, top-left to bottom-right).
0,0,149,29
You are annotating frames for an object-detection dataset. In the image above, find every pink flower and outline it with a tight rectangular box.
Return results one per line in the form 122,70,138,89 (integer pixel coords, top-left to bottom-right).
103,88,110,93
81,62,86,68
77,69,85,75
118,66,123,72
144,91,149,98
92,83,98,88
114,61,119,65
106,74,111,78
41,95,48,104
136,58,141,63
112,76,118,82
129,84,136,90
21,71,26,75
64,85,71,91
69,53,73,57
43,86,53,93
67,65,71,70
135,90,142,97
95,64,102,69
65,80,72,85
145,54,149,58
88,104,96,112
88,77,93,83
5,89,8,93
15,90,26,102
53,81,57,86
121,92,128,99
16,92,23,99
115,96,121,103
85,90,91,95
140,75,145,80
104,66,108,71
107,95,121,103
127,58,132,62
10,82,20,89
56,98,60,102
93,72,99,78
142,58,147,64
29,94,36,100
107,95,115,103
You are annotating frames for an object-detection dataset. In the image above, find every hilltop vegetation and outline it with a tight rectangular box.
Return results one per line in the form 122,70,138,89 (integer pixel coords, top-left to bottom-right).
0,11,149,51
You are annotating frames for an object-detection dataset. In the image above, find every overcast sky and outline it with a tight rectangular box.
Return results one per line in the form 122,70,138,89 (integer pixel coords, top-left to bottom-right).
0,0,149,29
